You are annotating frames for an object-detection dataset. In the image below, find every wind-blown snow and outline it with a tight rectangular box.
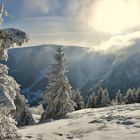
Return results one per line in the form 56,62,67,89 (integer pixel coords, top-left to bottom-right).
20,104,140,140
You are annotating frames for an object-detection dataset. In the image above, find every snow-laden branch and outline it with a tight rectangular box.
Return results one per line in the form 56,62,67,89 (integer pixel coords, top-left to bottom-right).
0,28,29,60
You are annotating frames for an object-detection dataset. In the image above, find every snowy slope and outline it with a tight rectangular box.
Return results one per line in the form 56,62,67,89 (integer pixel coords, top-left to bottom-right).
20,104,140,140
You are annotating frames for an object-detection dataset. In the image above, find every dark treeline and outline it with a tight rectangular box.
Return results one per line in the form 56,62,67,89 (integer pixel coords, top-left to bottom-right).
71,87,140,110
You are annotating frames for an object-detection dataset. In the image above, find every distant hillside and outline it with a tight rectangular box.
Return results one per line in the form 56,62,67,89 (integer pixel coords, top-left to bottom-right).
5,44,140,105
82,45,140,98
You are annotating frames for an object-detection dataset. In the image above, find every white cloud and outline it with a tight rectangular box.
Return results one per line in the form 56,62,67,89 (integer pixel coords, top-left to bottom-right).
22,0,49,16
93,31,140,53
21,0,95,18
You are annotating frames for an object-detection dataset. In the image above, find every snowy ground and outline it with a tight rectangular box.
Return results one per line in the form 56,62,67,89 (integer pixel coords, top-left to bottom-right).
20,104,140,140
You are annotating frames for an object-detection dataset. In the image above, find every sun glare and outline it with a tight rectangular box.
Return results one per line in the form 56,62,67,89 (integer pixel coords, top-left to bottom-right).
91,0,140,34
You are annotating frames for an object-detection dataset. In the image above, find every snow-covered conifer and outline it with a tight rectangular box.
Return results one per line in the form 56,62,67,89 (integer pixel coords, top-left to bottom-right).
86,92,96,108
101,88,110,107
0,64,35,126
41,47,75,120
0,3,34,126
72,89,84,110
135,87,140,103
96,87,103,107
96,87,110,107
115,90,124,105
125,88,135,104
0,107,21,140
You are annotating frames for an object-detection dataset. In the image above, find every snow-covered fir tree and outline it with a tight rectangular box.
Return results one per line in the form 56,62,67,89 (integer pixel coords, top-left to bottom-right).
96,87,110,107
0,3,34,127
41,47,76,120
132,88,137,103
115,90,124,105
86,91,96,108
101,88,110,107
136,87,140,103
0,107,21,140
96,87,103,107
125,88,135,104
72,89,84,110
0,64,35,126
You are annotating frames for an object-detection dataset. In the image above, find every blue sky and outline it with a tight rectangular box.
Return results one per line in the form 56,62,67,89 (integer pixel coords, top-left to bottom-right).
1,0,140,52
3,0,69,20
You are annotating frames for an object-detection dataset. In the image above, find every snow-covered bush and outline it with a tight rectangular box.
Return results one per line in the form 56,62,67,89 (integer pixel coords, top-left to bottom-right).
14,93,35,126
41,47,76,120
29,105,44,122
30,104,44,116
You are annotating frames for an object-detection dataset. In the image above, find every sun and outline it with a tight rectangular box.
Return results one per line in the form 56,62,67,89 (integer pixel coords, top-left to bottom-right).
91,0,140,34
